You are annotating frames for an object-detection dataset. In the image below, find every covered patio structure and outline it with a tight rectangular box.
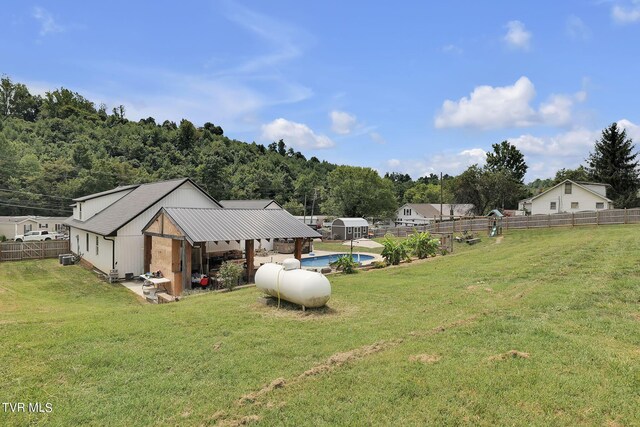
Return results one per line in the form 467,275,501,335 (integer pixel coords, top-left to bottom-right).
142,207,320,295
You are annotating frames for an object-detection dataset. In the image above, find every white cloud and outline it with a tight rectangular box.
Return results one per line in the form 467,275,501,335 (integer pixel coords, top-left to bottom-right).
442,44,463,54
612,2,640,24
383,148,487,177
503,20,532,50
435,77,585,130
509,128,598,157
32,7,64,36
261,118,334,149
330,110,357,134
369,132,386,144
566,15,591,40
618,119,640,141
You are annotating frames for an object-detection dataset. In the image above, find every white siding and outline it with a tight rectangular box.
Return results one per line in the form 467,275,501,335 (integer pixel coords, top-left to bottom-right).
73,190,133,221
115,181,219,276
530,184,610,215
69,227,114,274
395,205,430,226
582,184,607,197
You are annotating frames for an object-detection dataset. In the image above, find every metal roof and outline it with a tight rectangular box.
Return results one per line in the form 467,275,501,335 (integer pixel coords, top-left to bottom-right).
156,207,320,244
73,184,139,202
332,218,369,227
0,215,68,224
219,199,282,209
65,178,222,235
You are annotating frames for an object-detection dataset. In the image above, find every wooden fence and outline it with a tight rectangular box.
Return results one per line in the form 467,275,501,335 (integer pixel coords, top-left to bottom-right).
423,207,640,234
0,240,71,262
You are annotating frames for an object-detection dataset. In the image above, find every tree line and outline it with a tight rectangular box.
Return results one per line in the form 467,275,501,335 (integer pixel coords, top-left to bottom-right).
0,75,637,219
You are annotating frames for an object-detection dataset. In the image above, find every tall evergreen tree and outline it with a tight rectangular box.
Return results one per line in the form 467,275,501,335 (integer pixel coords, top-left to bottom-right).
587,123,639,208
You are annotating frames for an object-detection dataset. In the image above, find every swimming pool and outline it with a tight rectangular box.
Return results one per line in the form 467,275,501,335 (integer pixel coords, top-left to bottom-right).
301,253,375,267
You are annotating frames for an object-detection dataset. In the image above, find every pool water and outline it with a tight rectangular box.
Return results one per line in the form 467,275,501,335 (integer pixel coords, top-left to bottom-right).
301,253,375,267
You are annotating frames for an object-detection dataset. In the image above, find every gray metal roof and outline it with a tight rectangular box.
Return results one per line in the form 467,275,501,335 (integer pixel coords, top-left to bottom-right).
157,207,320,244
65,178,222,235
219,199,281,209
332,218,369,227
73,184,139,202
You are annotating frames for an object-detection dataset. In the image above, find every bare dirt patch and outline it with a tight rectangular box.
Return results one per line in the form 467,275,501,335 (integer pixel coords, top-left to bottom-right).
409,354,441,364
631,313,640,321
218,415,262,426
495,236,504,244
239,378,286,405
489,350,530,361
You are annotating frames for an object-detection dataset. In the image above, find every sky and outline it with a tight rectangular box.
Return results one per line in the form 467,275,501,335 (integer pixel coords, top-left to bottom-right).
2,0,640,182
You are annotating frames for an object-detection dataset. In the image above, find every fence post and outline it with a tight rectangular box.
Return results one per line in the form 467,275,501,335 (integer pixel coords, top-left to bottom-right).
527,215,530,229
548,214,551,228
624,208,627,224
596,210,599,226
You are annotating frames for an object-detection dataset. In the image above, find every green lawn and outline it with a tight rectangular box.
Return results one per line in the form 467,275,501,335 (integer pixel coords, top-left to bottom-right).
1,226,639,426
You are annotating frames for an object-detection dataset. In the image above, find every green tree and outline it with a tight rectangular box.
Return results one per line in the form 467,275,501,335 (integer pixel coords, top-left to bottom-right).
587,123,639,208
403,182,453,203
323,166,397,218
452,165,524,214
485,140,528,183
0,76,40,121
552,166,589,185
383,172,413,202
177,119,197,151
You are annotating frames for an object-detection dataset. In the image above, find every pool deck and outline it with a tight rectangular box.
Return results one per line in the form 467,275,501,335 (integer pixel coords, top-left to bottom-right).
255,249,382,267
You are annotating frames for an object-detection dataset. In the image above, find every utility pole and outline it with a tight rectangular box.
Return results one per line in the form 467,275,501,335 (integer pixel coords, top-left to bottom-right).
440,172,443,222
303,194,307,225
310,188,317,227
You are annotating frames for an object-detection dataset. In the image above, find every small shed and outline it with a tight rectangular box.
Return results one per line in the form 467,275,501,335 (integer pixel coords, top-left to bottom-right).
331,218,369,240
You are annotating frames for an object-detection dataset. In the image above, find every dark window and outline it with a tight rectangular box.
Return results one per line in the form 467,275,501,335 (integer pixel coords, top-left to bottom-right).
550,202,556,210
96,236,99,255
571,202,579,209
565,182,572,194
86,234,89,251
596,202,604,209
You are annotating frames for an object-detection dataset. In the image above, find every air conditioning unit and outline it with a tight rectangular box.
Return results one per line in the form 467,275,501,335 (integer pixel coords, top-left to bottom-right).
61,255,74,266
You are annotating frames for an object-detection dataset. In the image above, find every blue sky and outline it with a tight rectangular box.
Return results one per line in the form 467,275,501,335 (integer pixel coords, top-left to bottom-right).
3,0,640,181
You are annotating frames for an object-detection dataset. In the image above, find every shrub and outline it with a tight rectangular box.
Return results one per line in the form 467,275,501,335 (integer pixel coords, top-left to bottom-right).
372,260,387,269
406,231,439,259
0,235,6,242
219,261,244,291
330,254,359,274
381,235,411,265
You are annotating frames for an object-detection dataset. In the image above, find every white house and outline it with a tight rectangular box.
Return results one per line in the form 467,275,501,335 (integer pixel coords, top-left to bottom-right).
65,178,222,278
0,216,68,240
518,180,613,215
395,203,475,226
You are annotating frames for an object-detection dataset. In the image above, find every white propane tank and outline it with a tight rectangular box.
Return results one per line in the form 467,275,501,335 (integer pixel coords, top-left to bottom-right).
255,258,331,308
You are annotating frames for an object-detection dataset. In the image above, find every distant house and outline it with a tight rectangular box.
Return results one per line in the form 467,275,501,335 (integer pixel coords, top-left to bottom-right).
518,180,613,215
219,200,282,209
65,178,222,278
331,218,369,240
395,203,475,226
0,216,68,240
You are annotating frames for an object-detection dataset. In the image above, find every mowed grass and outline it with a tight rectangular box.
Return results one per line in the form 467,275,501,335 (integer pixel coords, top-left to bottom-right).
1,226,639,426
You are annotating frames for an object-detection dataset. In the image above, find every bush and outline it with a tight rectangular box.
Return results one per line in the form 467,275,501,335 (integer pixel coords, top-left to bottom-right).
0,235,6,242
219,261,244,291
406,231,439,259
330,254,359,274
381,235,411,265
372,260,387,269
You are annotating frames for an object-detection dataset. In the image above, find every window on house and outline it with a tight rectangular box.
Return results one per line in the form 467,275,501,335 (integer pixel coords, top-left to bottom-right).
86,234,89,251
55,224,64,232
403,208,412,215
571,202,579,209
24,224,32,233
96,236,99,255
565,182,572,194
347,227,352,234
550,202,557,210
39,223,48,228
596,202,604,209
79,204,82,220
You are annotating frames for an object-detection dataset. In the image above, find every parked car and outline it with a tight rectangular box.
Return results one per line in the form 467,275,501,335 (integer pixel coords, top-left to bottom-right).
14,230,65,242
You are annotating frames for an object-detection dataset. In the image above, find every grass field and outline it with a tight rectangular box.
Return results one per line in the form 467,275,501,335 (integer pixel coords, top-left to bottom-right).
1,226,639,426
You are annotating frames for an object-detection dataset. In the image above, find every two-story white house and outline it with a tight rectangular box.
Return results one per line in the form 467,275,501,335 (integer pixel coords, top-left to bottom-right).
395,203,475,226
65,178,222,278
518,180,613,215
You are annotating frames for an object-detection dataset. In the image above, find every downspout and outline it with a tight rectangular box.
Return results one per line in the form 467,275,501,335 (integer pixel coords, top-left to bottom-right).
103,236,116,270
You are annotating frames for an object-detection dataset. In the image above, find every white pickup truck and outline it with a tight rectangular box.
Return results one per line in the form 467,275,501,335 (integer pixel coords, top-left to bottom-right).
14,230,65,242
